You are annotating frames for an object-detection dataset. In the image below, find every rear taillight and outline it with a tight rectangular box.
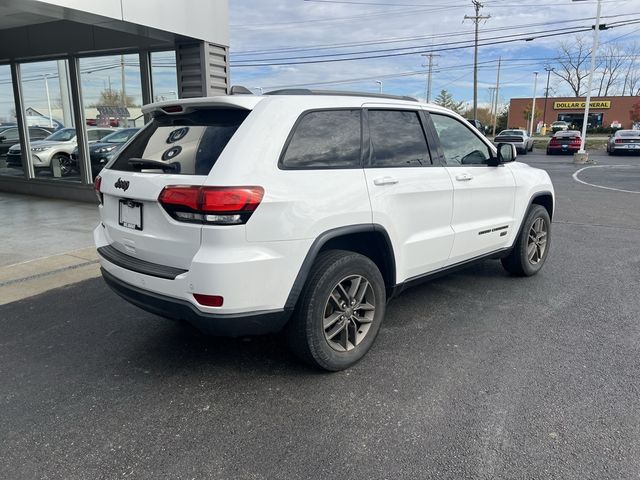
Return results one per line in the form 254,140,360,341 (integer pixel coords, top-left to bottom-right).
615,139,623,144
570,137,581,144
549,138,559,145
94,175,103,204
158,186,264,225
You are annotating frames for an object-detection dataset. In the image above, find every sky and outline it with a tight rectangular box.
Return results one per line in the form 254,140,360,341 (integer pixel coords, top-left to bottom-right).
0,0,639,124
227,0,640,107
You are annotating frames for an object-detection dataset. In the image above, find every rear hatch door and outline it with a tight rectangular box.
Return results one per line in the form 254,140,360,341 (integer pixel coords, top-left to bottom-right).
99,106,251,270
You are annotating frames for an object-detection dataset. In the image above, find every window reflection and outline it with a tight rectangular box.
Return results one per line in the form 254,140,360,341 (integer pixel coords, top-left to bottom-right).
369,110,431,167
282,110,361,169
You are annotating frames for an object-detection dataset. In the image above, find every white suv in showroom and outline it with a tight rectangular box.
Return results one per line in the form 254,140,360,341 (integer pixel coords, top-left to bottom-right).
94,90,554,371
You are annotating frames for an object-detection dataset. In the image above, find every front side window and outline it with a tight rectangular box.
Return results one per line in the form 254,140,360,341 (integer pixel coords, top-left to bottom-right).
368,110,431,167
281,110,361,169
430,114,491,166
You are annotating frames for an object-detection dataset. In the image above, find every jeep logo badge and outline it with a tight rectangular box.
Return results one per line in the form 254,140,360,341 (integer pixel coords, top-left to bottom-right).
115,178,130,191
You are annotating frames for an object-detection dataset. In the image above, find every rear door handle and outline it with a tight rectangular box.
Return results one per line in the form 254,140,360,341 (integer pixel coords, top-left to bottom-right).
455,173,473,182
373,176,399,186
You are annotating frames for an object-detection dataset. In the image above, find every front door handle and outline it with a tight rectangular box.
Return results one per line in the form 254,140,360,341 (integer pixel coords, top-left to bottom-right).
373,176,399,186
455,173,474,182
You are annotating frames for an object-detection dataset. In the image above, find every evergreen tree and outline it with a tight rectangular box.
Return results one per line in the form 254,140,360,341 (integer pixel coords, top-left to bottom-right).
433,89,465,114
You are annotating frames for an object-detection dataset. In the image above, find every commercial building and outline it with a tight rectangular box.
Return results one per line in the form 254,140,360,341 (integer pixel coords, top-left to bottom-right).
0,0,229,201
508,96,640,132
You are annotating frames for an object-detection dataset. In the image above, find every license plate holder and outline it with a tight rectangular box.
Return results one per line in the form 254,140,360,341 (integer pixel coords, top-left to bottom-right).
119,199,143,230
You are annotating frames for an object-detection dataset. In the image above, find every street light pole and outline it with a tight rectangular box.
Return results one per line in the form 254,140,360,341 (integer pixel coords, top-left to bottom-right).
375,80,383,93
574,0,602,157
542,66,554,132
529,71,539,137
43,74,52,128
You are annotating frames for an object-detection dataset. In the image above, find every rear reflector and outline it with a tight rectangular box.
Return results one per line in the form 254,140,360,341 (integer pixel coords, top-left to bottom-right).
193,294,224,307
158,186,264,225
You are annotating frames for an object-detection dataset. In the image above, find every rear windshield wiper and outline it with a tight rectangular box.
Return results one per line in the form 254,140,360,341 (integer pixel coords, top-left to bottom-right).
128,157,180,173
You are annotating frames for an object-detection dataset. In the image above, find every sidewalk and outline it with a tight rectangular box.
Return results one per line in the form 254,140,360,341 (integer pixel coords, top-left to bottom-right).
0,192,100,305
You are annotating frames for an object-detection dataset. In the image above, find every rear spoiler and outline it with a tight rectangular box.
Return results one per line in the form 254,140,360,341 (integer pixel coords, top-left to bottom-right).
142,96,261,116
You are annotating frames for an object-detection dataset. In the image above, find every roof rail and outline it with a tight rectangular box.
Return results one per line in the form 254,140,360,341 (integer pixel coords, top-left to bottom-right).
229,85,254,95
265,88,418,102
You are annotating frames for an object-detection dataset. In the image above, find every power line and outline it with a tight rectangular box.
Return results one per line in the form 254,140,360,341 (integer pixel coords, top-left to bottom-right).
231,18,640,67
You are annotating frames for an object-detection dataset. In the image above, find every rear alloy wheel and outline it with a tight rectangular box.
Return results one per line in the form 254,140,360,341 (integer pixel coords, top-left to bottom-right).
501,204,551,276
287,250,385,371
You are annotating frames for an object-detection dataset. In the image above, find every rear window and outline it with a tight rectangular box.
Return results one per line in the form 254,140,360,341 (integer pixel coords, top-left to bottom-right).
109,109,249,175
618,130,640,137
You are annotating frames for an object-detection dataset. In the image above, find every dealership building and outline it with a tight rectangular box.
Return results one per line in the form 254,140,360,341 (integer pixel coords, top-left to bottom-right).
0,0,229,201
508,96,640,132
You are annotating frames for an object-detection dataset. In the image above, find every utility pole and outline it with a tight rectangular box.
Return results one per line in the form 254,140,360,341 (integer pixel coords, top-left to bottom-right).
488,87,495,118
492,56,501,136
464,0,490,121
120,54,127,108
542,66,554,133
421,53,439,102
529,71,539,137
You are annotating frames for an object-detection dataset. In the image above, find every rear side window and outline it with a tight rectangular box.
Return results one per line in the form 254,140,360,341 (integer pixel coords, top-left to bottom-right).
281,109,361,169
368,110,431,167
109,109,249,175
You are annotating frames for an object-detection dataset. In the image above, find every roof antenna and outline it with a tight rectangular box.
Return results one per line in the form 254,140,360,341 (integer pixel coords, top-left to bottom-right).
229,85,254,95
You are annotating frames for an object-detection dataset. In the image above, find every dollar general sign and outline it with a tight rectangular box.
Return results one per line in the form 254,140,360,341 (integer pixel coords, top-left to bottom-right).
553,101,611,110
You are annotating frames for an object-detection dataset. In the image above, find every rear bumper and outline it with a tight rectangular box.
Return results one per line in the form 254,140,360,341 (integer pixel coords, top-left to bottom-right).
101,268,291,336
547,145,579,153
611,144,640,152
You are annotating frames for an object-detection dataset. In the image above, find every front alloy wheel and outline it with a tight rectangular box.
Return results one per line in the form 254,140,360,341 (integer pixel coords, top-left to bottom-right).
501,204,551,276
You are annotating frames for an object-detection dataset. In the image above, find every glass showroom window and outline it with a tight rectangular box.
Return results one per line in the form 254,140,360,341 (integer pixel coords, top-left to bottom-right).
18,60,77,181
151,51,178,103
0,65,20,177
79,54,144,180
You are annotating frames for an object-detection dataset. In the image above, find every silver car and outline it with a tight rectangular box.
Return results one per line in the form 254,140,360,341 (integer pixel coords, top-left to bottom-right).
607,129,640,155
6,127,114,175
494,129,534,154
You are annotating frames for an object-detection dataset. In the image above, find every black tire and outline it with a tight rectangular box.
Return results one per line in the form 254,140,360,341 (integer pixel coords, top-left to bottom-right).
501,205,551,277
529,143,534,152
546,148,552,155
286,249,386,371
520,147,527,155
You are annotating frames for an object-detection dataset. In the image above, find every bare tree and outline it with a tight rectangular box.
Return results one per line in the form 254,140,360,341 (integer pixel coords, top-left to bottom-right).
622,42,640,96
597,44,626,96
552,35,598,97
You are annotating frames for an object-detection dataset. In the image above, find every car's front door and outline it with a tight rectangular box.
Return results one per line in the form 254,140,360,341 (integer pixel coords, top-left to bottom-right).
427,112,516,265
363,107,454,281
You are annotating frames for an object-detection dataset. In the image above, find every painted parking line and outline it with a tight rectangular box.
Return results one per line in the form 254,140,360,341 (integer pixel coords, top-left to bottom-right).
572,165,640,194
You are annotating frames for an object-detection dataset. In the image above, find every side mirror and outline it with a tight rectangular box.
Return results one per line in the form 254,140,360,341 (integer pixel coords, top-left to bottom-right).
490,142,517,166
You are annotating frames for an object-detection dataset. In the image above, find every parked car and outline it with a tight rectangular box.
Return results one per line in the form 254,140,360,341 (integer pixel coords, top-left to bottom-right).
550,121,569,133
6,127,114,175
94,89,554,371
0,126,54,158
494,129,534,154
70,128,139,178
546,130,582,154
606,129,640,155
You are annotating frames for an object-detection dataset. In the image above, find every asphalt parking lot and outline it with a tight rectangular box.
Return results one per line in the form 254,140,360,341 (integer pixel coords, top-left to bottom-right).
2,150,640,480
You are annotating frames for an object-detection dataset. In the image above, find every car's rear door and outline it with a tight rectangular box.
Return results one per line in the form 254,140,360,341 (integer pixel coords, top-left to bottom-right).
98,106,251,270
362,105,454,281
426,112,516,264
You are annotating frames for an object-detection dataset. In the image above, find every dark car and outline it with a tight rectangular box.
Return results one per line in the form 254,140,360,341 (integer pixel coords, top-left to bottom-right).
606,129,640,155
70,128,139,177
0,126,54,157
546,130,582,155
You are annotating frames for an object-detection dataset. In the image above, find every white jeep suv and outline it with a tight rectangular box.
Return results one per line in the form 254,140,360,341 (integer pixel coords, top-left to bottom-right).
94,89,554,371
